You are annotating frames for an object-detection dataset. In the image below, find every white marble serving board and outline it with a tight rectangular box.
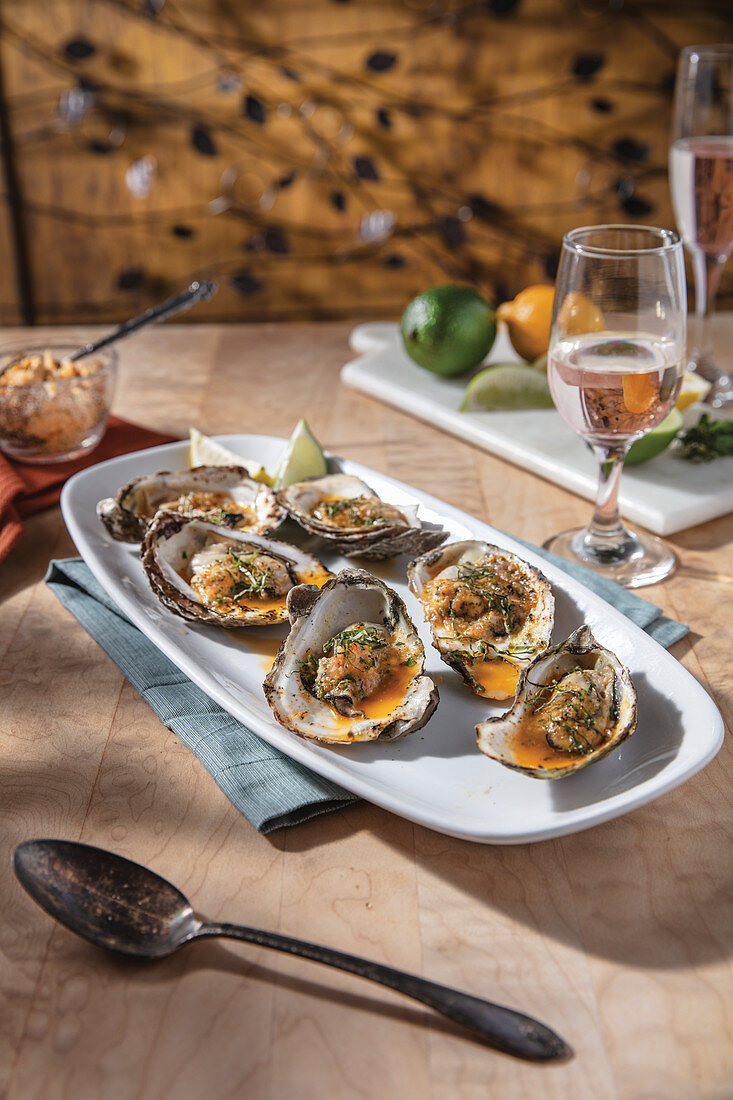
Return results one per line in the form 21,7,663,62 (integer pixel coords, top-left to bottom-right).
341,322,733,537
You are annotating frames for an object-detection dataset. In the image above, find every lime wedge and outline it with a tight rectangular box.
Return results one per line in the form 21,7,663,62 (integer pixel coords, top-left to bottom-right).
624,408,684,466
460,363,554,411
188,427,272,484
273,418,328,488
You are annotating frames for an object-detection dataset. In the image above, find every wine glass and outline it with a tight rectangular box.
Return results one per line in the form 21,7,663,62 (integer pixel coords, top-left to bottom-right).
544,225,686,589
670,44,733,407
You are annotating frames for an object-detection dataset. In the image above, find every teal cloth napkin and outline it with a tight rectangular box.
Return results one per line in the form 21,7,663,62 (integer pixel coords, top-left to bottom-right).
46,554,688,834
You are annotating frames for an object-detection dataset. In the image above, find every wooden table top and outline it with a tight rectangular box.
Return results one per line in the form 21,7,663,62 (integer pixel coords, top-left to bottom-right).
2,322,731,1100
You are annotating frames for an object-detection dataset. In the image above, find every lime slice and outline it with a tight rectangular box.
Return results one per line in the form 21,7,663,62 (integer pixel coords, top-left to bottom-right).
273,418,328,488
460,363,554,411
624,408,684,467
188,427,272,484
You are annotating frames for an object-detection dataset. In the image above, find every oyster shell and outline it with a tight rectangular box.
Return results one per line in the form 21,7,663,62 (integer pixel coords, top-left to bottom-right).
408,540,554,700
264,568,438,744
476,626,637,779
97,465,283,542
277,473,447,560
141,513,331,628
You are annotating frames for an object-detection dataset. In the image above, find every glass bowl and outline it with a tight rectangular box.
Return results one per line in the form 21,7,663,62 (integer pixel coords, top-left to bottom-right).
0,343,118,464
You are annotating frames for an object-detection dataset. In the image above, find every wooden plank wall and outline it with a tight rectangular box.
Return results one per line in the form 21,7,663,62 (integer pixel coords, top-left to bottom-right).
0,0,730,324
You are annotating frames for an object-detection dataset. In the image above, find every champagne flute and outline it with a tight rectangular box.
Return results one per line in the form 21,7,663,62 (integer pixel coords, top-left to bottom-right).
670,44,733,407
544,225,686,588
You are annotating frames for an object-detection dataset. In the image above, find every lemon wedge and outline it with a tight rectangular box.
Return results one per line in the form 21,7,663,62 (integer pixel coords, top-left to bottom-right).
675,372,712,412
188,427,272,484
273,418,328,488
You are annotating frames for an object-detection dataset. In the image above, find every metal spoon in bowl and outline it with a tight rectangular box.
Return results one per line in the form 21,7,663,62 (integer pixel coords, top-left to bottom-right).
69,280,218,362
14,839,571,1062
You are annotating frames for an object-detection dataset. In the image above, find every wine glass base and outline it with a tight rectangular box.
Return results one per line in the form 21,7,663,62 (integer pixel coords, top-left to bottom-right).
543,526,677,588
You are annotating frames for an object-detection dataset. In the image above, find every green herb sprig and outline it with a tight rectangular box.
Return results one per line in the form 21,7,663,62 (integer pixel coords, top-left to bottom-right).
678,414,733,463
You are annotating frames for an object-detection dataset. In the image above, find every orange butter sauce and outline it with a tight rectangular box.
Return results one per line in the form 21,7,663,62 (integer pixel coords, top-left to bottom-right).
468,658,520,699
221,569,332,670
504,676,606,770
506,708,579,771
359,659,417,721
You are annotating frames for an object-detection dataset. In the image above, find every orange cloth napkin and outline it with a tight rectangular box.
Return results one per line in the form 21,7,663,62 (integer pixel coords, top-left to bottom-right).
0,416,178,563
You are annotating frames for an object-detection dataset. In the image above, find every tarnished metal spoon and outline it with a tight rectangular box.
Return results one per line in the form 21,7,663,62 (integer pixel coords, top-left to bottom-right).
13,839,571,1062
69,280,217,362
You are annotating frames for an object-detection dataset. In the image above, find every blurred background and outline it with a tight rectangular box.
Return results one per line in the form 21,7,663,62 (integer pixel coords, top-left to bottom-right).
0,0,731,326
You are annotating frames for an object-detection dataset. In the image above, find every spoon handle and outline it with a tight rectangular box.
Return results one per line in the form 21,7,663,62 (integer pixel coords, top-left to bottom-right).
70,280,218,361
196,922,570,1061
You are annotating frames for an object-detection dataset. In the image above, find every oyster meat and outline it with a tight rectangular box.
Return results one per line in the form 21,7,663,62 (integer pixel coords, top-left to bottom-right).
277,473,447,560
141,513,331,628
97,465,283,542
264,568,438,743
408,540,554,699
476,626,637,779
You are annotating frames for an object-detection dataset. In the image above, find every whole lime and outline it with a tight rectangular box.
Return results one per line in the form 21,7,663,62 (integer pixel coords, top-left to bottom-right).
400,285,496,377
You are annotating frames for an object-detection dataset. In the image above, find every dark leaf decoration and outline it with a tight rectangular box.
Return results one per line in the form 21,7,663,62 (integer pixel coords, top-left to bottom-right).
437,216,467,249
63,37,96,60
591,97,613,113
383,253,407,269
244,95,266,125
468,193,503,220
230,270,263,296
354,155,380,181
280,67,300,82
264,228,290,254
376,108,392,129
278,171,296,189
621,195,654,217
615,176,635,199
330,190,347,211
191,125,217,156
485,0,521,15
613,137,650,162
171,224,194,239
543,252,559,280
661,69,676,97
88,139,114,155
117,267,145,291
78,75,100,93
366,51,397,73
572,53,605,80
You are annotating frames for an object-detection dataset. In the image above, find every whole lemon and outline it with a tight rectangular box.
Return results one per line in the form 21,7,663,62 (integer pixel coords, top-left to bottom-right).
497,285,555,362
557,291,605,336
400,285,496,377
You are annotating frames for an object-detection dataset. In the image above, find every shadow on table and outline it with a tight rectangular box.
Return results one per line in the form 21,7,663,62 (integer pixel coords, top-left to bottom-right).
278,734,732,973
92,938,515,1055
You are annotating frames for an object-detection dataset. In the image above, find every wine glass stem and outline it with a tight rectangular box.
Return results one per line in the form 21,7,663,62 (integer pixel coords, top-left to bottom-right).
587,445,627,549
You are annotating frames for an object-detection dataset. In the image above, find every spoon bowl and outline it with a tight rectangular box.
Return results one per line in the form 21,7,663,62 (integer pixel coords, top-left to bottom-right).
14,839,199,958
14,839,572,1062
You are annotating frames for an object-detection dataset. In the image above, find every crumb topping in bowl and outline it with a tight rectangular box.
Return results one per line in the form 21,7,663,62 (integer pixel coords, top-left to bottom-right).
0,345,115,463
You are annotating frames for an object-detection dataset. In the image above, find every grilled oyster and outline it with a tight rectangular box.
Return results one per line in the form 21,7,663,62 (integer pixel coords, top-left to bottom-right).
264,568,438,743
476,626,637,779
408,540,554,700
97,465,282,542
141,513,331,628
277,473,447,560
